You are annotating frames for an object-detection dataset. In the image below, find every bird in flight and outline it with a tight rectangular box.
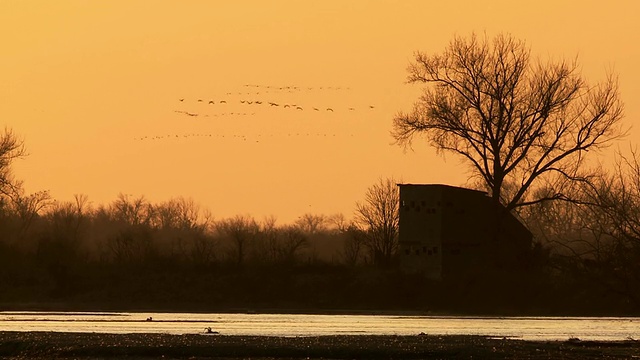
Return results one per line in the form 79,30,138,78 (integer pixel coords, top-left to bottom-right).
174,110,198,117
209,100,215,104
178,98,184,102
198,99,203,102
220,100,227,104
296,106,303,110
313,107,319,111
369,105,375,109
326,108,333,112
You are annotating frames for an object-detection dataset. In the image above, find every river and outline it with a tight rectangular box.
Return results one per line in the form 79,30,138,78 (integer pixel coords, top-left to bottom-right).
1,311,638,341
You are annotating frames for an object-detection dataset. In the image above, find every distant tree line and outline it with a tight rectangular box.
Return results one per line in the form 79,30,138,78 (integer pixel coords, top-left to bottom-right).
0,189,406,271
1,137,413,310
0,159,637,314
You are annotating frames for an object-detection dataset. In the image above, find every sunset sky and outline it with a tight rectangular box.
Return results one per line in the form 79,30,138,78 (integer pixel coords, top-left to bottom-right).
2,1,638,224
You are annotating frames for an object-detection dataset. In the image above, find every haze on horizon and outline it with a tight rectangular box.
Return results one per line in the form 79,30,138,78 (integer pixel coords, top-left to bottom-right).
2,1,639,224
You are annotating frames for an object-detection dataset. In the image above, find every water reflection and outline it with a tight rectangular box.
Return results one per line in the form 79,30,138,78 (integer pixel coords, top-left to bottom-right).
1,311,638,341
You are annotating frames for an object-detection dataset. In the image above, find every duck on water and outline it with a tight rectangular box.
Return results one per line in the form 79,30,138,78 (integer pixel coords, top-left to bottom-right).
205,327,219,334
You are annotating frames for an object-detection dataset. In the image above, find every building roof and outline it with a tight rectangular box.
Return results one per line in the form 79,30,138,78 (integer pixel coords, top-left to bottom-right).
396,183,488,195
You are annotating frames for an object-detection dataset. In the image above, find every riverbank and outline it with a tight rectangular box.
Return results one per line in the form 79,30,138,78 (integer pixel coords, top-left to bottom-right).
1,332,638,359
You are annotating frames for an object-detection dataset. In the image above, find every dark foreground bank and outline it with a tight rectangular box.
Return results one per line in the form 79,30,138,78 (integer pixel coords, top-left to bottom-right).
1,332,639,359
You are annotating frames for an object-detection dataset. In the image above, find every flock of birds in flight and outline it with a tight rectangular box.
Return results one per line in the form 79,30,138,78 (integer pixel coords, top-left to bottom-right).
174,84,375,117
133,132,356,142
134,84,376,142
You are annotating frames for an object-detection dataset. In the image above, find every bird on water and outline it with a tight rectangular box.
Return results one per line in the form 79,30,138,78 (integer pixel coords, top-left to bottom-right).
205,327,219,334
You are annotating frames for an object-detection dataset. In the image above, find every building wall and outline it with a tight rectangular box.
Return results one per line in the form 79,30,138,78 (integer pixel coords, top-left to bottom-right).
438,186,494,279
397,185,444,279
397,184,532,280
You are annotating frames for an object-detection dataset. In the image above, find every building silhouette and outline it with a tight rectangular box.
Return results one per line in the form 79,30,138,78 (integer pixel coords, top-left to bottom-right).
397,184,532,280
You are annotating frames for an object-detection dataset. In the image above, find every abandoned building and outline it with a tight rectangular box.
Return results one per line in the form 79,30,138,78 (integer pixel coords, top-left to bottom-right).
397,184,532,280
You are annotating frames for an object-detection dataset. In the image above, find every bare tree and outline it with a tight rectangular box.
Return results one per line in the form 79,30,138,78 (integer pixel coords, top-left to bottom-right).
188,233,218,268
11,190,52,242
354,177,399,266
111,193,154,226
522,148,640,306
42,194,92,250
146,197,212,262
275,225,308,264
327,213,349,233
339,224,366,266
0,128,26,205
216,215,259,266
106,227,153,264
257,216,281,263
153,197,210,231
294,213,328,235
575,149,640,305
393,33,625,211
326,213,366,266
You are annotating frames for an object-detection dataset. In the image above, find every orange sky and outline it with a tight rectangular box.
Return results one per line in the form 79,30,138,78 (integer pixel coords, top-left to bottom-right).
2,1,639,224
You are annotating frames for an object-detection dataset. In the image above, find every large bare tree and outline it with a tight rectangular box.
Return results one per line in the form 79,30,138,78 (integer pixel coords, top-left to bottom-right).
392,33,625,211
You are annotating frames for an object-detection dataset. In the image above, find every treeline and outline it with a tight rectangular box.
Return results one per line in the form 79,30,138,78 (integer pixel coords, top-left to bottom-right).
0,191,382,266
1,126,639,315
0,188,636,315
0,193,376,306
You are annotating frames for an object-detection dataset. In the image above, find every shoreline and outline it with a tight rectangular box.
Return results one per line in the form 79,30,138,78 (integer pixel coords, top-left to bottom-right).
1,331,639,359
2,302,639,318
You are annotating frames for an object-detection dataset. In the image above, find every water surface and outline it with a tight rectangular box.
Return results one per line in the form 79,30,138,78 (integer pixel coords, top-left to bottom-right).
1,311,638,341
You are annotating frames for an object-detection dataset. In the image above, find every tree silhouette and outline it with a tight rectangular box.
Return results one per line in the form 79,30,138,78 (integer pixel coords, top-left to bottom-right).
576,149,640,306
354,177,399,267
0,128,26,203
393,33,625,211
216,215,259,266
